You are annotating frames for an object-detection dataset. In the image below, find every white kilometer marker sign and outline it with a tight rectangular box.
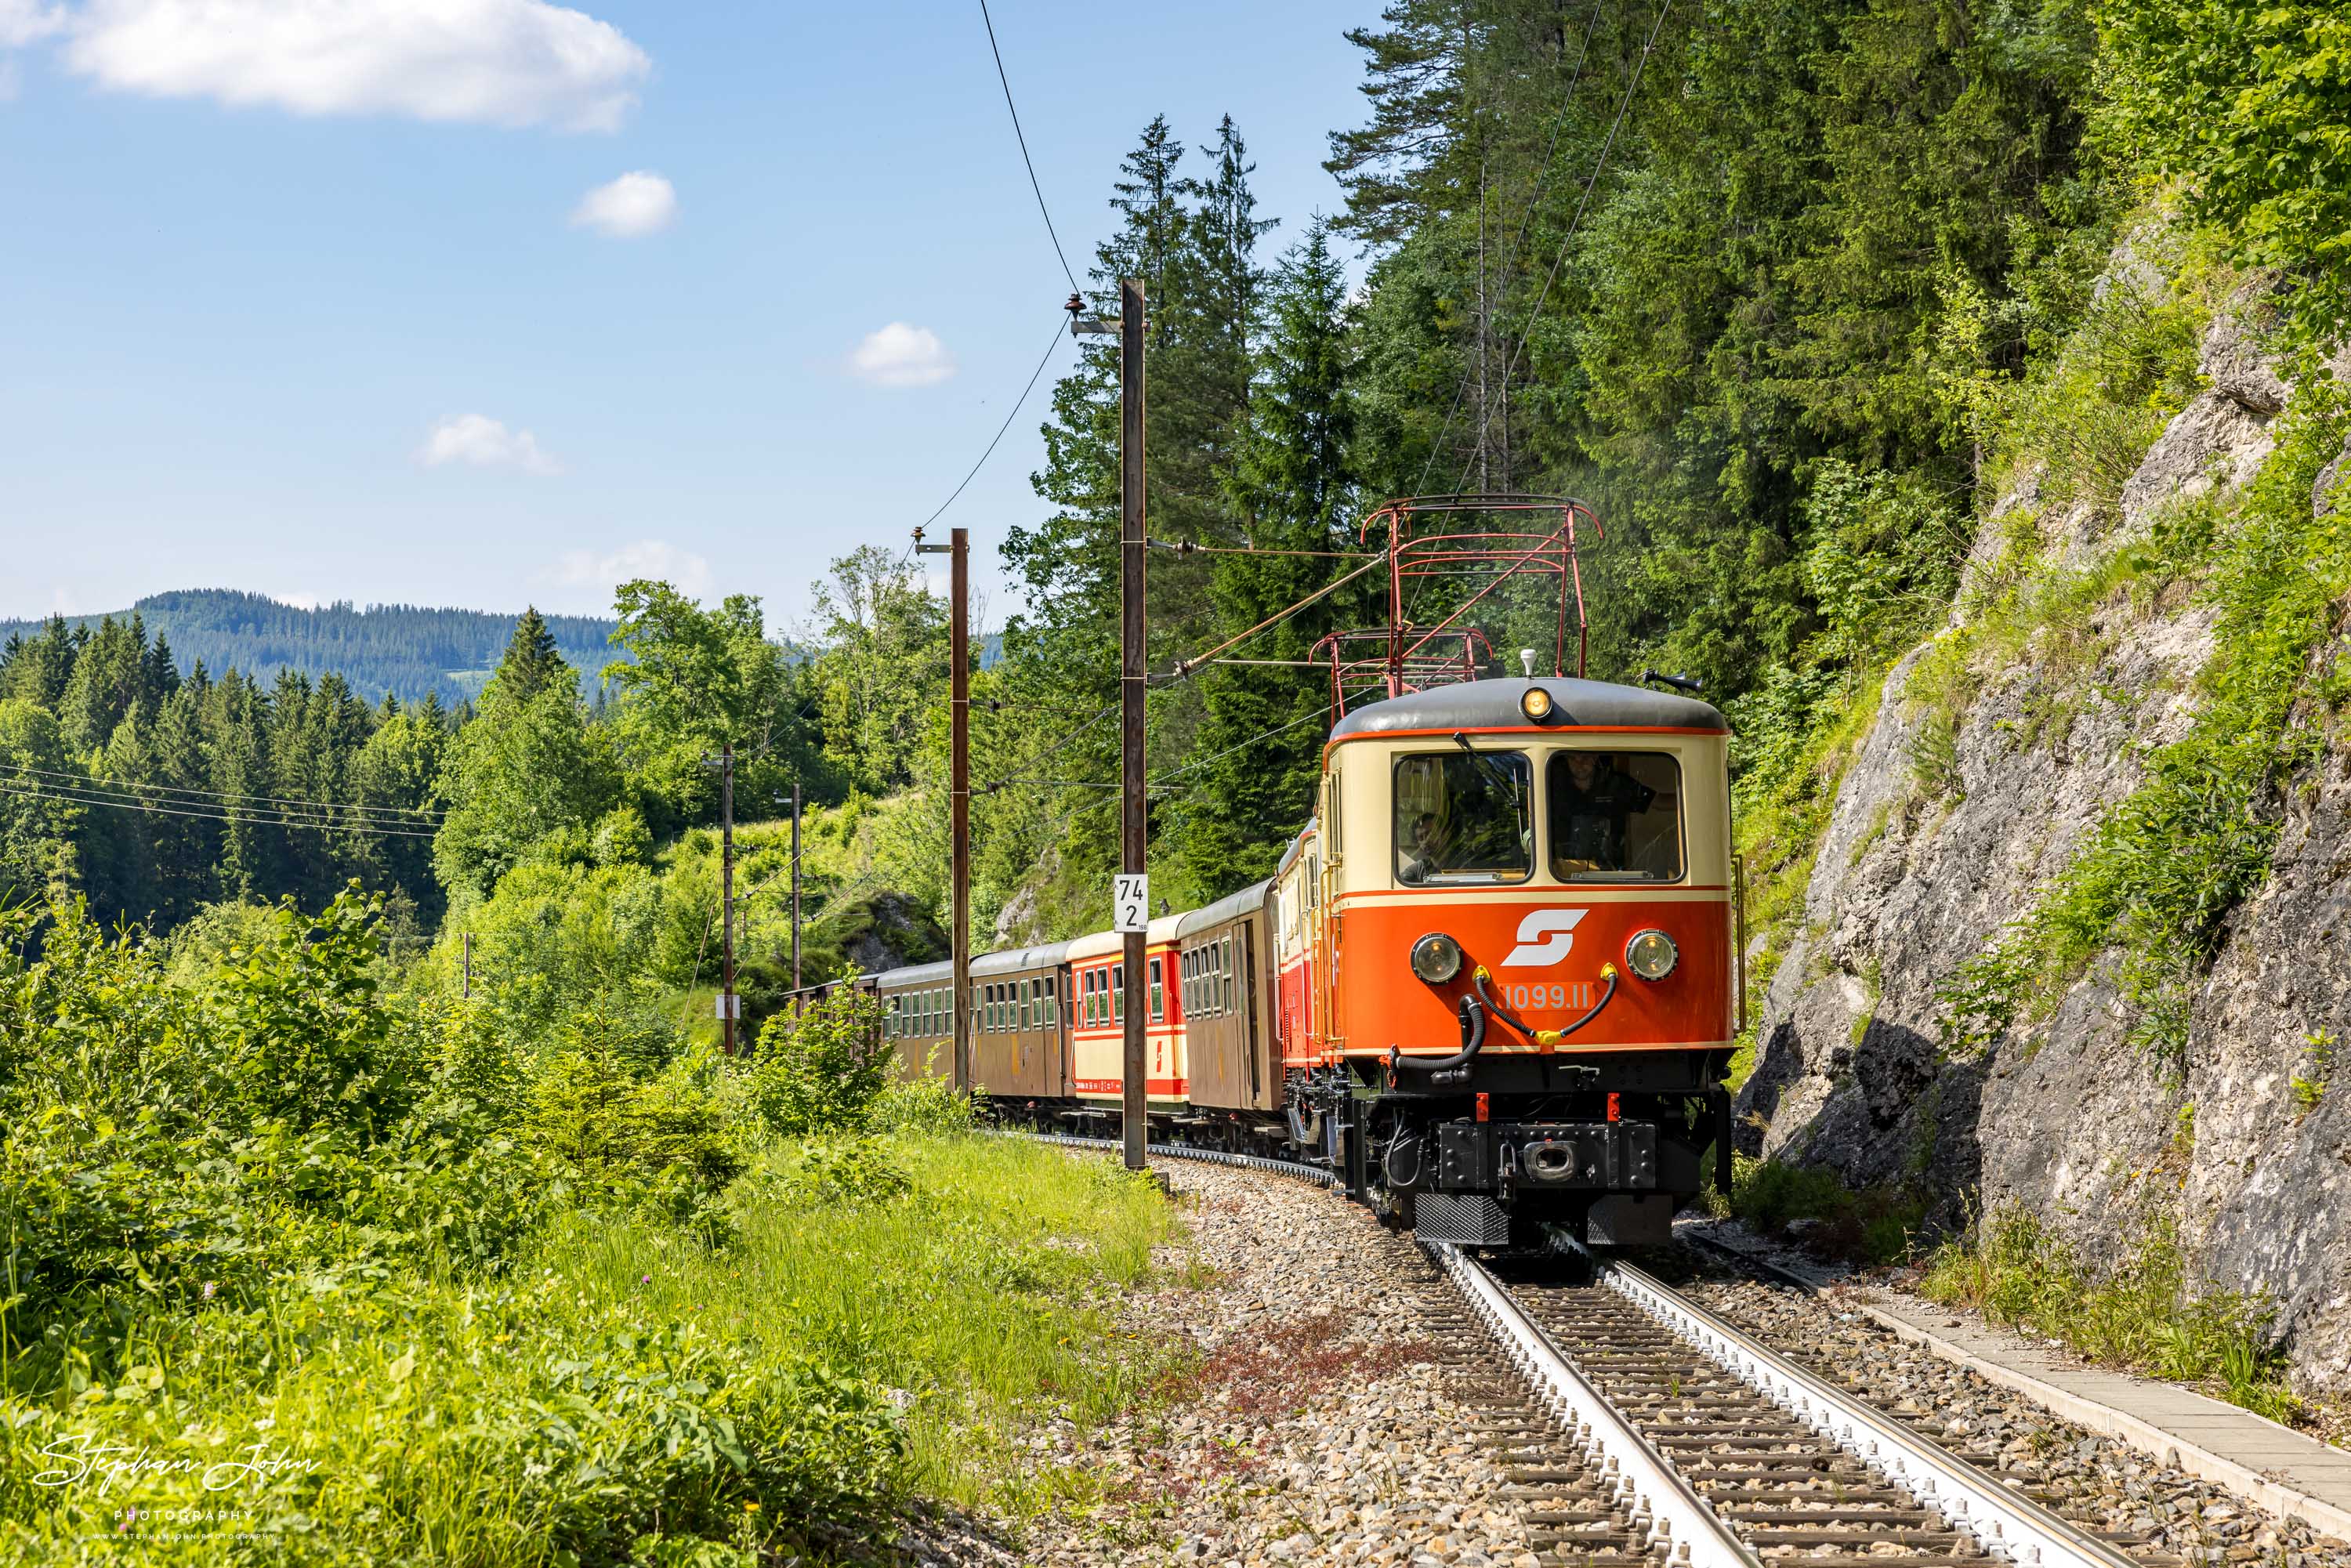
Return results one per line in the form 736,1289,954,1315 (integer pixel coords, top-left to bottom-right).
1113,875,1149,934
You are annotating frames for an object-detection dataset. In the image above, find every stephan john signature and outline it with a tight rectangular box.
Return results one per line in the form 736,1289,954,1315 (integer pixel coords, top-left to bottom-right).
31,1433,321,1494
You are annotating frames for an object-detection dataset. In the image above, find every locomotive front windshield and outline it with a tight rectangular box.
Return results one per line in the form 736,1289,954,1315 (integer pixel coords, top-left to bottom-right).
1393,750,1534,884
1549,750,1683,881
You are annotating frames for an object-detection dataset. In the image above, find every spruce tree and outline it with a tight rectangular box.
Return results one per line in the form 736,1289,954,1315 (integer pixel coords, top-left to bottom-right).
1172,221,1362,896
494,607,569,704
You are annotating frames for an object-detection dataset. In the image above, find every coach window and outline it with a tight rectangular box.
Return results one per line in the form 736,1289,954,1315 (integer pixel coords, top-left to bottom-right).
1149,958,1165,1022
1111,962,1125,1023
1393,750,1533,885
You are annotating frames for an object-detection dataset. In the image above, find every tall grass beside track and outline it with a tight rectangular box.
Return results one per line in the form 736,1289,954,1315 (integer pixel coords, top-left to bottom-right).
0,893,1183,1566
2,1128,1177,1564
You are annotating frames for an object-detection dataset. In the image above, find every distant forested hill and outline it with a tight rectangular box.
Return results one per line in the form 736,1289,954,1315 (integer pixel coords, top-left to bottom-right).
0,591,621,704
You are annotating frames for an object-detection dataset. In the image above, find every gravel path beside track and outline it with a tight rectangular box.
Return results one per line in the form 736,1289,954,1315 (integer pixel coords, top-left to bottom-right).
911,1154,1587,1567
1675,1266,2351,1568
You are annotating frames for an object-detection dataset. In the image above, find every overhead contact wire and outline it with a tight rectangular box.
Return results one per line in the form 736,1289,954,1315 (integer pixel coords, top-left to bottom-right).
0,779,440,838
916,310,1070,533
0,760,445,821
976,0,1081,295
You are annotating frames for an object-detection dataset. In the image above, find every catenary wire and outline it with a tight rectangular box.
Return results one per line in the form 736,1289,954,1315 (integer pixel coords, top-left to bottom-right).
0,778,440,838
976,0,1081,295
916,310,1070,533
0,770,434,830
0,760,445,821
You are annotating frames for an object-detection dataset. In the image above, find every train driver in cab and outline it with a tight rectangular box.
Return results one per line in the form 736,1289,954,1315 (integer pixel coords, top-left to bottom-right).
1399,810,1447,885
1550,751,1654,873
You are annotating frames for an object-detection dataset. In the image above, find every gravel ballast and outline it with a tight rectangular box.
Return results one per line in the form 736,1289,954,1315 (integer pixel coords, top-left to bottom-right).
897,1157,2351,1567
911,1154,1566,1567
1672,1259,2351,1568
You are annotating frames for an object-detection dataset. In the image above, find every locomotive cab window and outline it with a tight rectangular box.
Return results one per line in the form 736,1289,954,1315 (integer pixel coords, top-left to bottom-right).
1393,750,1534,885
1546,750,1684,882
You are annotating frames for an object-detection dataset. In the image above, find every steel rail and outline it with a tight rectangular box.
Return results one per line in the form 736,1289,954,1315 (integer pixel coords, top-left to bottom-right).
997,1128,1337,1186
1581,1244,2139,1568
1004,1128,2125,1568
1431,1242,1763,1568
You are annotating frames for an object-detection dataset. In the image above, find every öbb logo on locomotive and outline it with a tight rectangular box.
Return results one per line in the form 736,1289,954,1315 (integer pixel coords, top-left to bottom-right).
866,498,1741,1252
1499,907,1588,967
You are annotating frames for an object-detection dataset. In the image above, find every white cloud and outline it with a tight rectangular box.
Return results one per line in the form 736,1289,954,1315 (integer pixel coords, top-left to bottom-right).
550,540,712,601
847,322,956,389
63,0,650,130
0,0,65,49
570,170,675,237
416,413,562,476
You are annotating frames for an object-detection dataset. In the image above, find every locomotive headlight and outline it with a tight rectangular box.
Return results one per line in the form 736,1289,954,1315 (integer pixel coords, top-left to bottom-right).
1520,686,1556,722
1410,932,1464,984
1625,929,1679,981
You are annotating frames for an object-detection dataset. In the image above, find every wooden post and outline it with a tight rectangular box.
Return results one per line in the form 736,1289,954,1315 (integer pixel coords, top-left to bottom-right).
1120,278,1147,1173
791,779,803,998
951,525,971,1094
719,741,736,1056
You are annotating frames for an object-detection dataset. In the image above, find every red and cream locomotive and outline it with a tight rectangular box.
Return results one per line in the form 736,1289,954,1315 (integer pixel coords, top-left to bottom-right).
871,497,1743,1248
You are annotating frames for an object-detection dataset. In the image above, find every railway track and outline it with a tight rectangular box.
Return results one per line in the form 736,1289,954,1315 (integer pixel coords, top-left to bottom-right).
1434,1241,2186,1568
1005,1132,2191,1567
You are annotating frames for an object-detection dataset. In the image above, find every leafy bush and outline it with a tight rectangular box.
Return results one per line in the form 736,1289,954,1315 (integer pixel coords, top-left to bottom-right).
868,1070,984,1135
747,986,892,1137
771,1135,915,1208
523,1036,745,1240
2098,0,2351,357
1728,1155,1922,1266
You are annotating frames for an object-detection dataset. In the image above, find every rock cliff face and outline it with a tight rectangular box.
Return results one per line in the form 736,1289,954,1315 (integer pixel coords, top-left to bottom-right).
1737,295,2351,1393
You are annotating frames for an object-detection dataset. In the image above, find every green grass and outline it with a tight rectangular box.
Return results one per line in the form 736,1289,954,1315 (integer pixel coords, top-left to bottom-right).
632,1130,1180,1510
1920,1205,2300,1424
1722,1155,1923,1266
0,1131,1180,1565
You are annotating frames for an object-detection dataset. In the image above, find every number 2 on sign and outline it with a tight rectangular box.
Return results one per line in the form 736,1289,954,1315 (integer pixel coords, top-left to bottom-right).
1114,875,1148,933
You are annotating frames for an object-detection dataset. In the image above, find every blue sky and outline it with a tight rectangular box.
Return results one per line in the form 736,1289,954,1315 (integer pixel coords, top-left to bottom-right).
0,0,1374,637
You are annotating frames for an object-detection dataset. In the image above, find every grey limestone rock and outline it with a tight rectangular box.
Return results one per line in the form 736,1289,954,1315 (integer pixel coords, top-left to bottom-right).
1738,284,2351,1392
